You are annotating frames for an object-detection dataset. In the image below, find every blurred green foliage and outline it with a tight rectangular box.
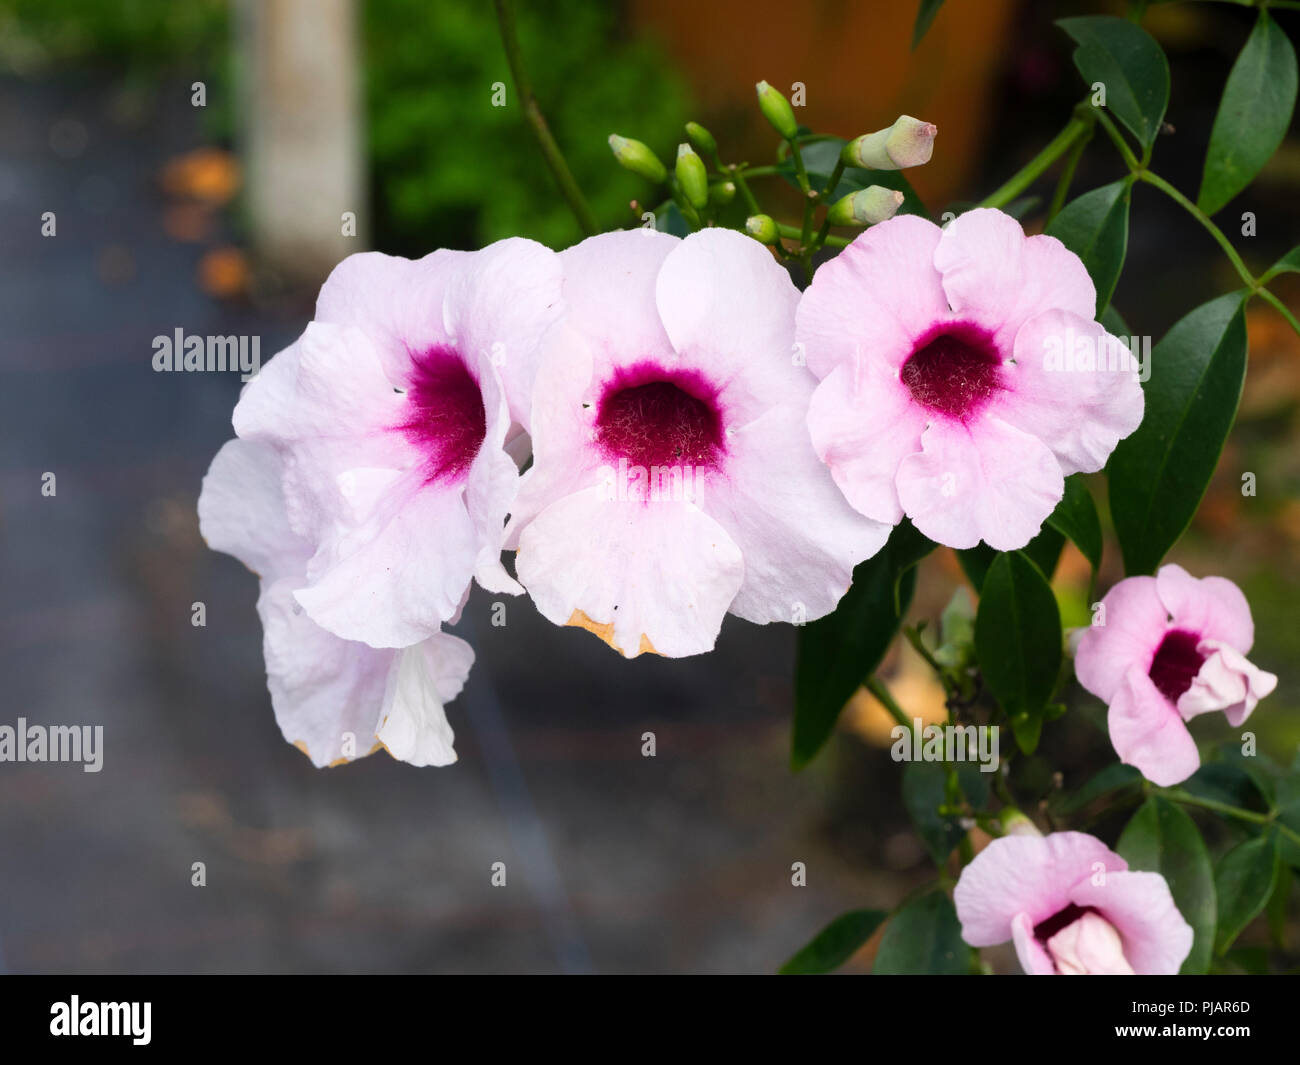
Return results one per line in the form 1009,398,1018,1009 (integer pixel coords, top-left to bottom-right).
0,0,690,252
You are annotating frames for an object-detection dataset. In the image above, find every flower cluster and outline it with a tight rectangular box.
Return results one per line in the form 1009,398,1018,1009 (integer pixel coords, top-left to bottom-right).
200,205,1272,786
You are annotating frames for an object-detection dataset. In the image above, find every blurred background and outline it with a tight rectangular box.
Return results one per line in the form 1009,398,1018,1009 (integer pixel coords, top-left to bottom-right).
0,0,1296,973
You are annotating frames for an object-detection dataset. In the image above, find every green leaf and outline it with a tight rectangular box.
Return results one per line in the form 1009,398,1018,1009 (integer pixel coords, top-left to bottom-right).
1109,291,1249,576
1263,245,1300,282
1183,761,1270,813
872,891,969,974
779,909,887,974
957,523,1065,592
1267,862,1291,949
1275,750,1300,870
913,0,946,49
1198,12,1299,217
1214,832,1281,954
1045,179,1132,316
1045,475,1103,579
974,552,1063,753
1051,762,1142,816
1057,16,1170,150
792,521,934,769
1117,796,1217,974
902,761,990,868
654,200,688,236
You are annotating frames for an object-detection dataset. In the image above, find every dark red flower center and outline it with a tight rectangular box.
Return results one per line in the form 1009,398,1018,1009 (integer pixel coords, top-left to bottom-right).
594,362,724,469
1148,628,1205,704
397,345,486,485
1034,903,1099,943
900,321,1004,420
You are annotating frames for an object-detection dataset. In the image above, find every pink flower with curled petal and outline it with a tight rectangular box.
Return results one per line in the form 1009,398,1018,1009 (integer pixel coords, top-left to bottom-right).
1075,564,1277,786
231,239,564,649
954,831,1193,975
798,208,1145,550
198,439,474,768
506,228,892,658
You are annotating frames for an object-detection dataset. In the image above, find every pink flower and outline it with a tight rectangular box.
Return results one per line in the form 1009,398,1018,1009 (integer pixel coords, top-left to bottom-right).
506,228,892,658
797,209,1144,550
1075,564,1277,786
954,831,1193,975
231,239,564,649
198,439,475,767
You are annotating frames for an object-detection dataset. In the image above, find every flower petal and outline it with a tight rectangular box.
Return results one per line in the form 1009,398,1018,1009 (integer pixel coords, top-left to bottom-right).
1074,575,1168,704
807,361,928,525
896,415,1063,550
198,438,308,581
704,404,892,624
515,486,744,658
1010,912,1059,975
375,633,475,767
935,208,1096,349
1108,665,1201,786
442,237,564,426
795,214,948,380
953,832,1123,947
258,576,394,767
1068,870,1194,975
996,309,1144,475
1155,564,1255,651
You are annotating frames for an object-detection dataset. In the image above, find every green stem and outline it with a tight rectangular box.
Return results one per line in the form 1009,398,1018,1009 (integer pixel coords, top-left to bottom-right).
776,222,848,248
1047,125,1092,224
1092,108,1142,172
979,115,1092,209
1164,789,1300,849
822,158,846,200
1256,286,1300,338
492,0,598,236
865,676,914,734
1136,170,1257,290
732,168,762,215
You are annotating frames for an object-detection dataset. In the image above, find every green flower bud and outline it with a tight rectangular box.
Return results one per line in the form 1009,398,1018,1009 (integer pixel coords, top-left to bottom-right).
608,134,667,183
744,214,779,243
755,80,798,140
709,180,736,206
825,185,904,227
675,143,709,209
684,121,717,156
999,807,1041,838
842,115,937,170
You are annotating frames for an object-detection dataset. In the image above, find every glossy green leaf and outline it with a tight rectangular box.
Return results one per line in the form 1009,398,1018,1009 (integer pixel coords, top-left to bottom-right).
1214,832,1280,954
873,891,969,974
1045,179,1132,316
1057,16,1170,150
1109,291,1249,576
779,909,887,974
1198,12,1298,216
913,0,946,49
1045,476,1103,578
1117,796,1217,974
902,761,990,867
973,552,1062,754
1263,245,1300,283
1051,762,1142,816
792,521,934,769
957,523,1066,592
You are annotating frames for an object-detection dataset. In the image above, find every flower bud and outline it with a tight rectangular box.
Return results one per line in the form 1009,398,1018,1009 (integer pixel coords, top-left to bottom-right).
755,80,798,140
842,115,937,170
745,214,779,243
675,144,709,209
825,185,904,226
608,134,667,183
684,121,717,156
999,807,1042,837
709,180,736,206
